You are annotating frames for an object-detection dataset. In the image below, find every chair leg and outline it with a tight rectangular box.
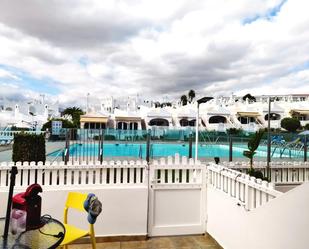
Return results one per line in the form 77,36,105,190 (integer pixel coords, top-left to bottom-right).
90,233,96,249
64,245,68,249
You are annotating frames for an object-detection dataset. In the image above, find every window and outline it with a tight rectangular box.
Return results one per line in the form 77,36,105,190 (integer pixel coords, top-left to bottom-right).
209,116,226,124
149,118,169,126
179,119,189,127
264,113,281,121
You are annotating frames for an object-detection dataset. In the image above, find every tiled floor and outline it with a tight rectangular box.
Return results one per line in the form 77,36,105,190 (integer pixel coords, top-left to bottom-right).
68,234,222,249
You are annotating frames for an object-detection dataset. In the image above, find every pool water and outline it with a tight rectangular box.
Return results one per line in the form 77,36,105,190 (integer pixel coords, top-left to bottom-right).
48,143,302,159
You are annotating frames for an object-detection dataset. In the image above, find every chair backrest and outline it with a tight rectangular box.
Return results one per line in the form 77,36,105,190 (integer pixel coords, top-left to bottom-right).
65,192,87,212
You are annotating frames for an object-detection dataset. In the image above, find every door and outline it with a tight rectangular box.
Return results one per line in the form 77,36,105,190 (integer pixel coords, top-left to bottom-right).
148,159,206,236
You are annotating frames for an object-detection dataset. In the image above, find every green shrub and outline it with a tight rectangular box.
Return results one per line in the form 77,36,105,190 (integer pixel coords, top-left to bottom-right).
104,135,115,140
304,124,309,130
227,128,242,135
248,168,263,179
11,126,30,131
13,133,46,163
93,135,105,141
248,168,268,181
280,118,301,132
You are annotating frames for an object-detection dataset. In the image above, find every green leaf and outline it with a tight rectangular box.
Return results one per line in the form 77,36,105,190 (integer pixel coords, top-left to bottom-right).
243,150,253,159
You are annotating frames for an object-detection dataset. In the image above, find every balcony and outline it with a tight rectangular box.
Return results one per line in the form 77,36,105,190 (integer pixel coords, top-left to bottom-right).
1,155,309,249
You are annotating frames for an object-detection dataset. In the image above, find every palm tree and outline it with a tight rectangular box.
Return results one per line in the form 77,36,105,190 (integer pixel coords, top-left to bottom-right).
188,90,195,103
243,129,264,171
180,95,188,106
62,107,84,127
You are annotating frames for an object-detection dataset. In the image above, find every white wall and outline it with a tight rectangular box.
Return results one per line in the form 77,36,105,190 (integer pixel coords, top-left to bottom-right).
207,182,309,249
0,185,148,237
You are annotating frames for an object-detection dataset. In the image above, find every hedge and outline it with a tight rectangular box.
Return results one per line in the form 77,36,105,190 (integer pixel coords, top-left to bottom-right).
13,133,46,163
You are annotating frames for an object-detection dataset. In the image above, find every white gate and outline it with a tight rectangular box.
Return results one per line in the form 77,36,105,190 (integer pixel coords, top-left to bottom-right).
148,155,207,236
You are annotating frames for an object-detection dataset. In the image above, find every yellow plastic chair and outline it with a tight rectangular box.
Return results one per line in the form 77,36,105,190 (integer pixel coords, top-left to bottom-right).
60,192,96,249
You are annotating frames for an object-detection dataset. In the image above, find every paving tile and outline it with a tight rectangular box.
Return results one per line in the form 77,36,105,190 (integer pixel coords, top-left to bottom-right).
68,244,93,249
147,237,174,249
169,236,197,248
96,242,121,249
61,234,222,249
199,246,222,249
120,240,148,249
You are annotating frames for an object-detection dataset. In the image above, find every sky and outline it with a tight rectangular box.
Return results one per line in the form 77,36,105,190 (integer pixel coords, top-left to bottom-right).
0,0,309,106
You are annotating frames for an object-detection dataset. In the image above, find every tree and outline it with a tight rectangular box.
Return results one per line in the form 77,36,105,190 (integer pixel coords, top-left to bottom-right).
281,118,301,132
188,89,195,103
242,93,256,102
180,95,188,106
243,129,264,170
62,107,84,127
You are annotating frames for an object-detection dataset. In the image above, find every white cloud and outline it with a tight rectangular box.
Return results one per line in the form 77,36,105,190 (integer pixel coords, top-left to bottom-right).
0,0,308,106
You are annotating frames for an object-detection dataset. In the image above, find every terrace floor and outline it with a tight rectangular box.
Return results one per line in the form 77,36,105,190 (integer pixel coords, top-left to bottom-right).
69,234,223,249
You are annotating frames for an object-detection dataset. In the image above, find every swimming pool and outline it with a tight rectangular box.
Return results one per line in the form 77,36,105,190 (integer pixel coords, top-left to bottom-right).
48,142,304,159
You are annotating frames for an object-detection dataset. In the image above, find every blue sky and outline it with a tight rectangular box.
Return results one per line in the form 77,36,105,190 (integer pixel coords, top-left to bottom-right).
242,0,287,24
0,64,60,95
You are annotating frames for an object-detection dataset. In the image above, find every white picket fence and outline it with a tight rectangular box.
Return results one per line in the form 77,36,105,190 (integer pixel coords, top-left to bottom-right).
1,159,309,189
208,163,282,211
150,156,204,185
0,160,147,188
222,161,309,184
0,156,285,213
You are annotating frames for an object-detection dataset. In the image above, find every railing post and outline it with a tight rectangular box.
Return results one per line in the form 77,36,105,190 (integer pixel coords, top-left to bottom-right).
244,175,251,211
146,129,151,163
229,136,233,162
266,97,271,180
189,132,193,158
261,181,269,205
98,129,104,164
98,130,101,162
304,136,307,162
64,130,69,165
3,166,18,241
